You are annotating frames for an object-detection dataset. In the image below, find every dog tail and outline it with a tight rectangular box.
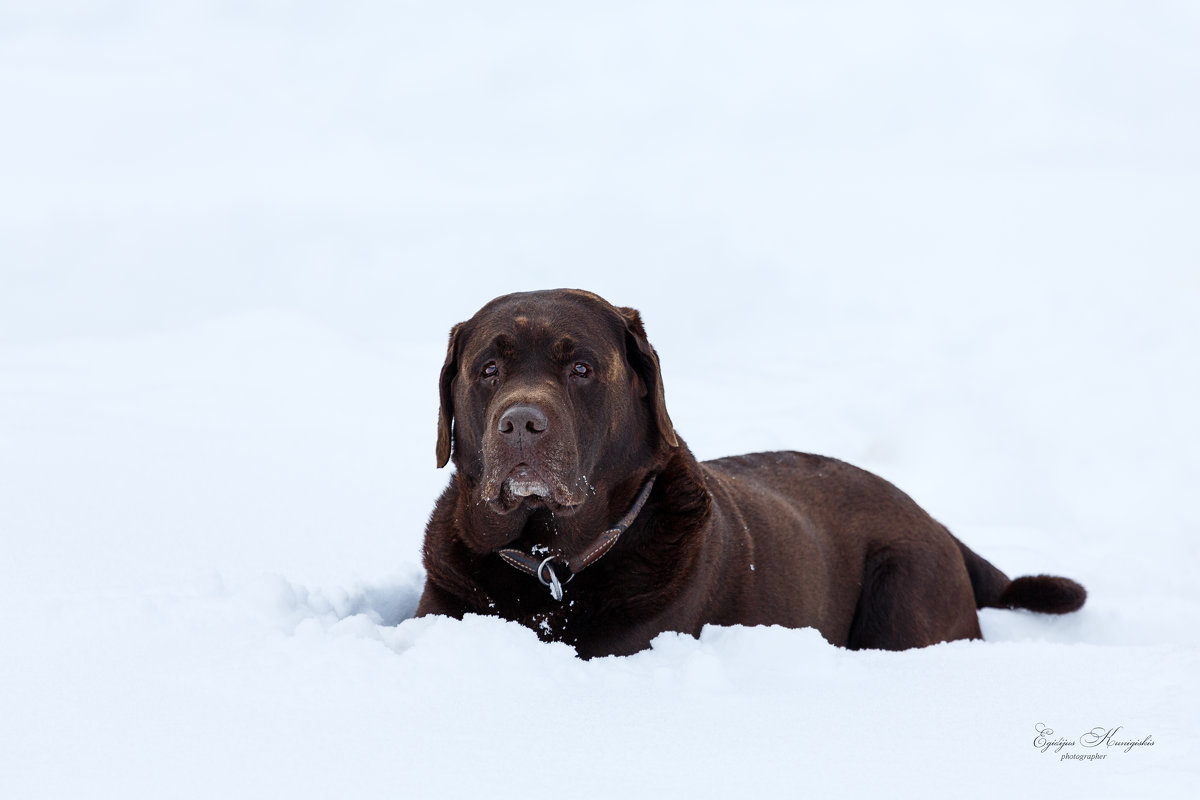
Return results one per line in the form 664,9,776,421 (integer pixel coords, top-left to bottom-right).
953,534,1087,614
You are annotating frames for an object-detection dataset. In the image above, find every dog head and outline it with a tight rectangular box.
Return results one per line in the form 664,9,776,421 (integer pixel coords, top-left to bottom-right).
435,289,677,521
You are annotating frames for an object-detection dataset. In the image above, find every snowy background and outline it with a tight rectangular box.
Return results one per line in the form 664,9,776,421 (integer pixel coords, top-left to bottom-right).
2,1,1198,797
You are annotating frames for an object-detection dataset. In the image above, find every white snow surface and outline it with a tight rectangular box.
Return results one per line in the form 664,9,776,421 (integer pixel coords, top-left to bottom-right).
3,2,1198,797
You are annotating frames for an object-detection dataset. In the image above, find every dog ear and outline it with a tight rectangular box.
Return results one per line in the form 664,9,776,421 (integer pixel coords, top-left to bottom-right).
435,323,463,468
619,306,679,449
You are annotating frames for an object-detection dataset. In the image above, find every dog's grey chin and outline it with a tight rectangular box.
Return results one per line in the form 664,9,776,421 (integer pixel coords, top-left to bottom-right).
481,462,580,509
482,475,585,515
507,476,552,499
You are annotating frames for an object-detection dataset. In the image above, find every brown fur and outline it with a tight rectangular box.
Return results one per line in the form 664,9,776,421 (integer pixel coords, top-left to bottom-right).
416,289,1086,657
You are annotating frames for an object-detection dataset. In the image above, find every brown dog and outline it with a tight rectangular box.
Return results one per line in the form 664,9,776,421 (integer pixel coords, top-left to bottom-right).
416,289,1086,657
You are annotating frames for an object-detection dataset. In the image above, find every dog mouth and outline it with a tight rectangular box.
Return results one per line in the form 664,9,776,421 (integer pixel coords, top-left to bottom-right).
506,464,552,499
485,463,583,514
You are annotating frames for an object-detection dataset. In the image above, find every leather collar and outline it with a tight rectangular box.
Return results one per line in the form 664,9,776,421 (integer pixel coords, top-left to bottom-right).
496,475,656,602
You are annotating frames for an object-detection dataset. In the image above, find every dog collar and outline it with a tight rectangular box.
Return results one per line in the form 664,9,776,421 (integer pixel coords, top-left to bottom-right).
496,475,656,602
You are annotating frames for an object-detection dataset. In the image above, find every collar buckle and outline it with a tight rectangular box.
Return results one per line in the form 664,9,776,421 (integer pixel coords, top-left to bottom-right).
537,556,568,602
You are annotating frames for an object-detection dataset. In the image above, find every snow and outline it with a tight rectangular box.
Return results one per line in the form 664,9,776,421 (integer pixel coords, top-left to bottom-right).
2,1,1198,797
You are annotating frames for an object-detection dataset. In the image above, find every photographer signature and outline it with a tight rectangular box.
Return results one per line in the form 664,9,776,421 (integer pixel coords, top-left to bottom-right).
1033,723,1155,761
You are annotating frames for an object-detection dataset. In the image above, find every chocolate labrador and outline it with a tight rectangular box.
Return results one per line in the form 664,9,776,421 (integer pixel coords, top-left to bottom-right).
416,289,1086,657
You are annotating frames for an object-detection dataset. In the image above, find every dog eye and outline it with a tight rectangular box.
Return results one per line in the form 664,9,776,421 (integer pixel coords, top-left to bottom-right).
571,362,591,379
481,362,499,380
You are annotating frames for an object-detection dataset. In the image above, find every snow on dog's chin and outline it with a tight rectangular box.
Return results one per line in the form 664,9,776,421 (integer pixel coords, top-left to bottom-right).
480,463,555,512
505,463,551,501
507,476,552,499
485,463,586,514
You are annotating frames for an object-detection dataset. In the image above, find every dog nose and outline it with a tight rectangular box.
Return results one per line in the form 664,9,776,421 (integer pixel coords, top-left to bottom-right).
498,404,549,436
